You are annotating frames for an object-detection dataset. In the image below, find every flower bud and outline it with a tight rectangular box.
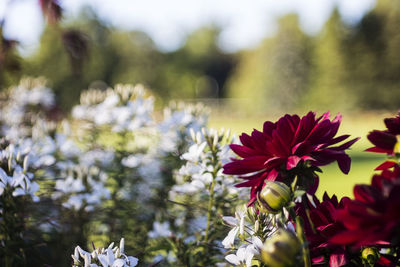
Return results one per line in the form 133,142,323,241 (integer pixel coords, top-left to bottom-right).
261,229,301,267
362,247,379,265
257,181,291,214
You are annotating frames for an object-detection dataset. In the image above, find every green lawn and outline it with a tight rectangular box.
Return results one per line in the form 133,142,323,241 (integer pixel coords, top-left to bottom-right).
209,111,390,199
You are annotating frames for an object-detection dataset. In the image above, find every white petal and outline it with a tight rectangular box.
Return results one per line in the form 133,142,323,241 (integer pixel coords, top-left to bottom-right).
107,248,115,264
236,246,246,261
222,216,238,226
222,227,238,248
252,236,264,251
225,254,240,265
127,256,138,267
112,259,125,267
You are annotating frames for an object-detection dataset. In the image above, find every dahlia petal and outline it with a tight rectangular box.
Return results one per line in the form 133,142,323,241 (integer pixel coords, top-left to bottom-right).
365,146,393,154
307,120,332,143
223,156,268,175
312,256,325,264
331,137,360,151
266,168,279,181
263,121,275,137
330,230,366,245
326,134,350,146
301,155,315,162
377,256,393,266
329,252,347,267
264,157,284,168
271,130,290,156
384,114,400,134
239,133,253,148
367,131,396,150
375,161,397,170
235,179,260,188
287,155,301,170
294,112,315,143
230,144,257,158
277,115,295,143
353,185,381,204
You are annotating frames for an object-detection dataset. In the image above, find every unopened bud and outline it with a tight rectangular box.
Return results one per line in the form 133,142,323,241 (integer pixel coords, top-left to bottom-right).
257,181,291,214
362,247,379,265
254,220,260,233
261,228,301,267
119,238,125,254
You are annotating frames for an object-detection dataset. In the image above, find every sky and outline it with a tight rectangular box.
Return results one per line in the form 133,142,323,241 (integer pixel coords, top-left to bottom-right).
0,0,376,53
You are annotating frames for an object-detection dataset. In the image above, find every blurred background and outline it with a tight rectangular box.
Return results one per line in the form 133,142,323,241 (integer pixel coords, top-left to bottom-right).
0,0,399,197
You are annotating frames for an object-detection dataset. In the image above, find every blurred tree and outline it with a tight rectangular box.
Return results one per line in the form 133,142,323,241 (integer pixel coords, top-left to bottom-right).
304,8,356,112
161,26,235,99
227,14,312,113
25,8,162,111
346,0,400,110
24,10,235,110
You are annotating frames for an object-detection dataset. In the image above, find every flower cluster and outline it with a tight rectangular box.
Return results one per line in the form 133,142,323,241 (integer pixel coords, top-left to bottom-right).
158,101,209,153
171,128,241,197
0,77,56,140
72,84,154,132
0,139,40,202
3,75,400,267
72,238,138,267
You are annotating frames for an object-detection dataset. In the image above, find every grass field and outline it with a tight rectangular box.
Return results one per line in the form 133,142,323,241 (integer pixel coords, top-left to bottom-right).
209,110,390,198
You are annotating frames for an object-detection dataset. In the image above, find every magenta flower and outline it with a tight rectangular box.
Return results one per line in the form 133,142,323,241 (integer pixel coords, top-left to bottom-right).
223,112,358,204
295,193,350,267
331,166,400,248
366,112,400,170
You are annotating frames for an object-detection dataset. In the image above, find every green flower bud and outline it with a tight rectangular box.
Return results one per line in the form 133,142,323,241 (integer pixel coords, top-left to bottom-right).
362,247,379,265
261,229,301,267
257,181,291,214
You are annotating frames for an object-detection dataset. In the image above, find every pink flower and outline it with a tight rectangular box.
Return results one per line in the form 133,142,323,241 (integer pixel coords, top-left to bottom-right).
223,112,358,204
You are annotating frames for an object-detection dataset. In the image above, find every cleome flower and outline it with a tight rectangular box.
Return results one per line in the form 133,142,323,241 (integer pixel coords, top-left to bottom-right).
223,112,358,204
366,112,400,170
71,238,138,267
331,166,400,249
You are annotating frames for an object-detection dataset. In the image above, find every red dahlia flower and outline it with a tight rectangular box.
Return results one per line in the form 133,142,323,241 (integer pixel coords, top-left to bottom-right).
366,112,400,170
331,166,400,248
296,193,350,267
223,112,358,204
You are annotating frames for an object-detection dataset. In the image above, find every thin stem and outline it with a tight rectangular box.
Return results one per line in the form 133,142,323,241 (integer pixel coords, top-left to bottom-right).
204,174,216,243
295,216,311,267
203,133,219,243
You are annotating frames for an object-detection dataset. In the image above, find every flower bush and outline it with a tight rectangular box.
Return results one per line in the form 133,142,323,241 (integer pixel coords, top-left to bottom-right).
0,77,400,267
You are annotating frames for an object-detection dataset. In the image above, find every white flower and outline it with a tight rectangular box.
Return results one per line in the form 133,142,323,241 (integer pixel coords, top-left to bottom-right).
181,142,206,162
71,238,138,267
222,209,246,249
225,245,254,267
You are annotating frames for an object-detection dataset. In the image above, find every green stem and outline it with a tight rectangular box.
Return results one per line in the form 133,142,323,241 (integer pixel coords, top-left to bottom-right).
295,216,311,267
204,174,216,243
203,133,220,243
